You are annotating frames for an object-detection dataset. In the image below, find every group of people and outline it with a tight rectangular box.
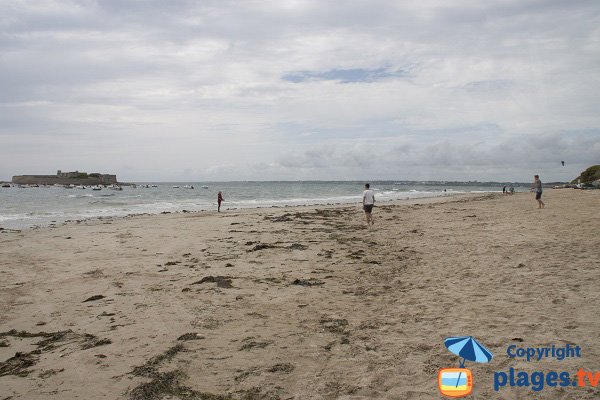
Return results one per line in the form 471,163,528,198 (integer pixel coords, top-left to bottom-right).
216,176,545,220
361,175,546,226
502,185,515,195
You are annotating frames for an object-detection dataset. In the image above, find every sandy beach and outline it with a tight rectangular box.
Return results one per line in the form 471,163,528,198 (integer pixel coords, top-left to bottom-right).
1,189,598,400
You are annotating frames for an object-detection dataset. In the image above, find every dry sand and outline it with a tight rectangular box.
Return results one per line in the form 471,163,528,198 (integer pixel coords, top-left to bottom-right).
0,190,599,399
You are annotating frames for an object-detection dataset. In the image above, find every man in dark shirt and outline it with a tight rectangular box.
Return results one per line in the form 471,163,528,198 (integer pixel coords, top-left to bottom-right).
532,175,545,209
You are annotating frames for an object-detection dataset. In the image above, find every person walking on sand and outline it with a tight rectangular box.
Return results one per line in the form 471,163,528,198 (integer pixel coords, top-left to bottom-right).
362,183,375,226
217,191,224,212
532,175,545,209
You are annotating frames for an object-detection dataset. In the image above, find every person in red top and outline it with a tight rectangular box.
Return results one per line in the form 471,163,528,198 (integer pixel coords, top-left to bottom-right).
217,191,224,212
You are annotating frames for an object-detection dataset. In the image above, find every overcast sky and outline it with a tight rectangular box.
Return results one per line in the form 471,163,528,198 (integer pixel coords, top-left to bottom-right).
1,0,599,182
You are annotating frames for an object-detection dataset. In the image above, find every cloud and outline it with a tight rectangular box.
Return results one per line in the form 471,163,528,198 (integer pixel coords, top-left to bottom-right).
0,0,599,181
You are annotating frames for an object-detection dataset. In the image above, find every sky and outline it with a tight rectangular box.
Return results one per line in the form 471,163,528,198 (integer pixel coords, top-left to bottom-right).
1,0,599,182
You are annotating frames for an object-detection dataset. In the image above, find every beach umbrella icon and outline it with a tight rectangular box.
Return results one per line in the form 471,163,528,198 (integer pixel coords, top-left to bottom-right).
444,336,493,390
445,336,493,367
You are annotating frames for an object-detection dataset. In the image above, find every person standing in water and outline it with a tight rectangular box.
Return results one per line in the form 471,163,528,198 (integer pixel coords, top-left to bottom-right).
532,175,545,209
217,191,224,212
362,183,375,226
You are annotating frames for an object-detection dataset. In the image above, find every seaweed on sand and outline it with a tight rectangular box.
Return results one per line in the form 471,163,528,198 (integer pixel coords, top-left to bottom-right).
0,351,39,377
0,329,111,377
129,370,232,400
129,344,230,400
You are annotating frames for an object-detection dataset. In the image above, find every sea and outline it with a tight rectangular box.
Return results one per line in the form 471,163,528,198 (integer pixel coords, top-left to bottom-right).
0,181,523,229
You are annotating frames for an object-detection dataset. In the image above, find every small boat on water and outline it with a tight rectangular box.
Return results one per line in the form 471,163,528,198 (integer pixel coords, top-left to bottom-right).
201,185,209,189
172,185,180,188
151,184,158,188
1,183,11,188
108,185,123,191
76,185,86,189
92,186,102,191
183,185,194,189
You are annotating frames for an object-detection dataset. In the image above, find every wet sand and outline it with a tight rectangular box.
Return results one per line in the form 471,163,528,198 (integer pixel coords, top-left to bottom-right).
1,190,599,399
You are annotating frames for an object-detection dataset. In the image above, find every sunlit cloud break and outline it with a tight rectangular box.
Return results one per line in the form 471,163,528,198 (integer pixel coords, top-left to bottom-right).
282,67,412,83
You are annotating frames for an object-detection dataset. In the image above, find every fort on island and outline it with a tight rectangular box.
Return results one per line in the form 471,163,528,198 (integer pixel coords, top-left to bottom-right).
12,170,118,185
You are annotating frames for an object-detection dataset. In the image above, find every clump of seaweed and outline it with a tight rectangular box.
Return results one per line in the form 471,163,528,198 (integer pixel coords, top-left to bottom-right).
291,278,324,287
131,344,185,378
191,276,233,288
0,351,39,377
319,317,349,334
0,329,111,377
129,370,232,400
129,344,230,400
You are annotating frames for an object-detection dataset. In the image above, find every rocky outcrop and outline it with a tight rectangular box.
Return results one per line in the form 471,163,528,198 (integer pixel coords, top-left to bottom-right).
571,165,600,184
12,173,117,185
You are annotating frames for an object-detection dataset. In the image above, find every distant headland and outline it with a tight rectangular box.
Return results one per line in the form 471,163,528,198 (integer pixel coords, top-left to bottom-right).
12,170,118,185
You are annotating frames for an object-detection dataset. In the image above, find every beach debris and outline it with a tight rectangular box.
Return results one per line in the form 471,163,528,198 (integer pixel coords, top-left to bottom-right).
164,261,180,266
38,368,64,378
347,250,365,259
225,263,234,267
83,294,105,302
512,337,524,342
234,367,261,382
239,337,273,351
0,340,8,347
81,335,112,349
247,243,277,252
83,268,104,278
0,352,38,377
129,345,231,400
291,278,324,287
288,243,308,250
193,317,221,330
265,214,294,222
176,333,205,341
267,363,295,373
318,249,334,258
128,369,231,400
131,344,185,378
191,276,233,288
319,317,349,334
0,329,111,377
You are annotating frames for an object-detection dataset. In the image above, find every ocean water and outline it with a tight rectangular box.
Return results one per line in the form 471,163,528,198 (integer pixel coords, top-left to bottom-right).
0,181,520,229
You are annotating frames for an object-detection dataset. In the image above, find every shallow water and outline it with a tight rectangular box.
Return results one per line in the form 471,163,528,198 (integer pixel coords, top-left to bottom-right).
0,181,520,229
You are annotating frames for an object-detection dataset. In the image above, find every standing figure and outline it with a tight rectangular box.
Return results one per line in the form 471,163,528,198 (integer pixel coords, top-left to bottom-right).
217,191,224,212
362,183,375,226
532,175,545,209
